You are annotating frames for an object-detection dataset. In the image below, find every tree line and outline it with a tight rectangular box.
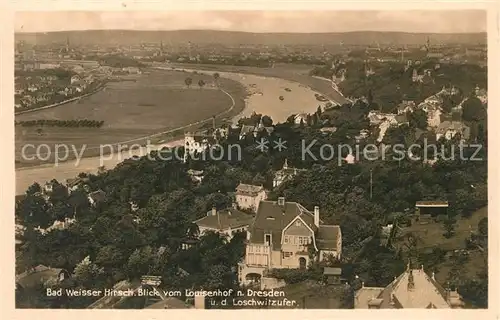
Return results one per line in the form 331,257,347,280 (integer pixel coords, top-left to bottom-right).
15,119,105,128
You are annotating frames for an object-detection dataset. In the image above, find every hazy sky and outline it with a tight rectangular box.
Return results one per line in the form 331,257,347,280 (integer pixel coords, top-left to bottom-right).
15,11,486,33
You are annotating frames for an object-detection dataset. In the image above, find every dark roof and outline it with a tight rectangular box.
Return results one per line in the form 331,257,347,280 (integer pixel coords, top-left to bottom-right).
316,225,341,250
415,128,426,141
66,177,89,187
249,201,316,250
88,190,107,203
194,207,254,230
324,267,342,276
191,134,216,144
395,114,408,124
240,125,255,135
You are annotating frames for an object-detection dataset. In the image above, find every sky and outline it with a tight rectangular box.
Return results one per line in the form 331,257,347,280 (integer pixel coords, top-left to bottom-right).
15,10,487,34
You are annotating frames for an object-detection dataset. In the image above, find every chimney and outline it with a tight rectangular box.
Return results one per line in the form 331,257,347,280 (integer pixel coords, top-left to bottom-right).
194,294,206,309
211,207,217,216
314,206,320,227
277,197,285,206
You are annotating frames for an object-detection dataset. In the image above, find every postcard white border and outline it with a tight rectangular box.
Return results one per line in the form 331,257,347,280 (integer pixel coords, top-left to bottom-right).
1,1,498,320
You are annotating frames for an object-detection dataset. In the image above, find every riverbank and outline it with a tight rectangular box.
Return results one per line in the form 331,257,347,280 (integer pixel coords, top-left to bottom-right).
169,62,349,106
169,66,339,123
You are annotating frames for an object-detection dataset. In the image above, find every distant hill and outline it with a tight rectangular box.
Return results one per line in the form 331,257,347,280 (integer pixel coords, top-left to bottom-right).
14,30,487,46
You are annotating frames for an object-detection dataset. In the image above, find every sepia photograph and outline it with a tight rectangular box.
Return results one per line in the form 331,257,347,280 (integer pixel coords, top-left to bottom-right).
11,8,490,311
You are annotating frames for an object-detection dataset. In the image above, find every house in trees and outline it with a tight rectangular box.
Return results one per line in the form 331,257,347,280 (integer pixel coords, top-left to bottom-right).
235,183,267,212
193,205,255,240
293,113,308,125
324,267,343,285
435,121,470,142
397,101,416,115
354,265,464,309
88,189,107,207
238,118,274,140
273,159,306,188
16,265,71,290
70,74,82,84
238,197,342,287
66,176,90,193
183,131,217,162
415,201,449,219
474,86,488,105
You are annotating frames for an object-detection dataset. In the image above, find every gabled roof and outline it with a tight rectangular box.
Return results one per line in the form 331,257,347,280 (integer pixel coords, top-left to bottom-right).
355,269,457,309
236,183,265,196
383,269,450,308
249,200,316,250
88,190,107,203
194,207,254,231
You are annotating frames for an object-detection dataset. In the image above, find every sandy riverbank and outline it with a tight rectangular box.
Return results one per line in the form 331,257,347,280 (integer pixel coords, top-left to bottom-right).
15,69,339,195
171,67,335,124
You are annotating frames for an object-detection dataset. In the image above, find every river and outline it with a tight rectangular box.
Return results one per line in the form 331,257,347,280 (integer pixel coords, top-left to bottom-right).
15,68,339,195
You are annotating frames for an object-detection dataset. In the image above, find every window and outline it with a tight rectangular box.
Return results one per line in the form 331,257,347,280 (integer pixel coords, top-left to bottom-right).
295,220,301,227
282,252,292,259
298,237,304,245
284,236,289,244
265,234,271,245
255,246,261,253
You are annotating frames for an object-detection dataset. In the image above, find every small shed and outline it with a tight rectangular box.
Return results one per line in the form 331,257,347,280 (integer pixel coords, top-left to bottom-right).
415,201,448,217
323,267,342,285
